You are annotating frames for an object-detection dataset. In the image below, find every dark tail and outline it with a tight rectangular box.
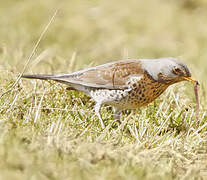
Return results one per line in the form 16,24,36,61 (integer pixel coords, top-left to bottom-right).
22,74,56,81
22,74,73,85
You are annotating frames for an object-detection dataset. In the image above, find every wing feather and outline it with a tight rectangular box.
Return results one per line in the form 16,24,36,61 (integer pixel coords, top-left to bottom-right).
58,60,144,89
23,59,144,90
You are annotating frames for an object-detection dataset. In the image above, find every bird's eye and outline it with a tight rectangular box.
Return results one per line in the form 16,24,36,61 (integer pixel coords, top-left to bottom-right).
173,67,182,75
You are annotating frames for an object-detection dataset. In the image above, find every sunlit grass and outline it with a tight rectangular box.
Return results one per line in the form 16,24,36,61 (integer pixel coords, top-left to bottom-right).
0,0,207,179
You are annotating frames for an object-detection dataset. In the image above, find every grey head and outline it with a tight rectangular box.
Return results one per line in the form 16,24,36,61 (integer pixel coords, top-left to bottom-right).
140,57,192,84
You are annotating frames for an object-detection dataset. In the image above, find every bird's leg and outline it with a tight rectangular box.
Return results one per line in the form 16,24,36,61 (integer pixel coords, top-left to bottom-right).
114,108,122,124
94,103,105,129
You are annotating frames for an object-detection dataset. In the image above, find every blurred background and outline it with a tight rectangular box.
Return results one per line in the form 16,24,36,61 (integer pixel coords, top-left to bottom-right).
0,0,207,82
1,1,207,178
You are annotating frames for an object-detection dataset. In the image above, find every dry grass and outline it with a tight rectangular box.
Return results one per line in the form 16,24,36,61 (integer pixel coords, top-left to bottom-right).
1,0,207,179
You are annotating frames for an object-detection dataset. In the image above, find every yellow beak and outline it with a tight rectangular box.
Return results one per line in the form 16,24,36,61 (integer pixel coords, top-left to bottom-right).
183,77,197,84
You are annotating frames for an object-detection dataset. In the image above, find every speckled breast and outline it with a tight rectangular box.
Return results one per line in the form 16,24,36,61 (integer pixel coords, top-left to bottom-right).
106,74,169,110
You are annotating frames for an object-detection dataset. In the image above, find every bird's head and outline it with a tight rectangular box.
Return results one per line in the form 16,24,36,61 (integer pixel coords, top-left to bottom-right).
141,57,196,84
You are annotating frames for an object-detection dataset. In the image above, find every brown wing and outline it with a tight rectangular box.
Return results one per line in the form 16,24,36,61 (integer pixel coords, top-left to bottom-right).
64,59,144,89
22,59,144,90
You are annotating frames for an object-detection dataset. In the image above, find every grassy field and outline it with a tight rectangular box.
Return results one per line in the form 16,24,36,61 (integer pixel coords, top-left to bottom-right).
1,0,207,179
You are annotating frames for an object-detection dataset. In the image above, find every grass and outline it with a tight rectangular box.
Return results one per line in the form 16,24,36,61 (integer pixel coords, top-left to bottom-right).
1,0,207,179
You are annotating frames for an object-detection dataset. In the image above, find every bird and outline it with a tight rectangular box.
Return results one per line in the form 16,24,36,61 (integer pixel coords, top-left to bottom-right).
22,57,195,129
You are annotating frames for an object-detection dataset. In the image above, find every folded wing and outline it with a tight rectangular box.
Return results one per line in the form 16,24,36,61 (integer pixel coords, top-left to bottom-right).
22,59,144,90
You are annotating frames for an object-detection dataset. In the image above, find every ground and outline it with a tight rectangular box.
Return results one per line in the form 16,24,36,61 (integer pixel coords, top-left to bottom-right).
0,0,207,179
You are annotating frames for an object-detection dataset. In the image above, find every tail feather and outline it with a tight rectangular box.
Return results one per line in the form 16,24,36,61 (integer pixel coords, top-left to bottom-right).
22,74,76,85
22,74,55,80
22,74,74,85
22,74,87,92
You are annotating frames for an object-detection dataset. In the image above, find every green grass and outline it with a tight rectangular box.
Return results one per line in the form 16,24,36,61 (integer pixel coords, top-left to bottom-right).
1,0,207,179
